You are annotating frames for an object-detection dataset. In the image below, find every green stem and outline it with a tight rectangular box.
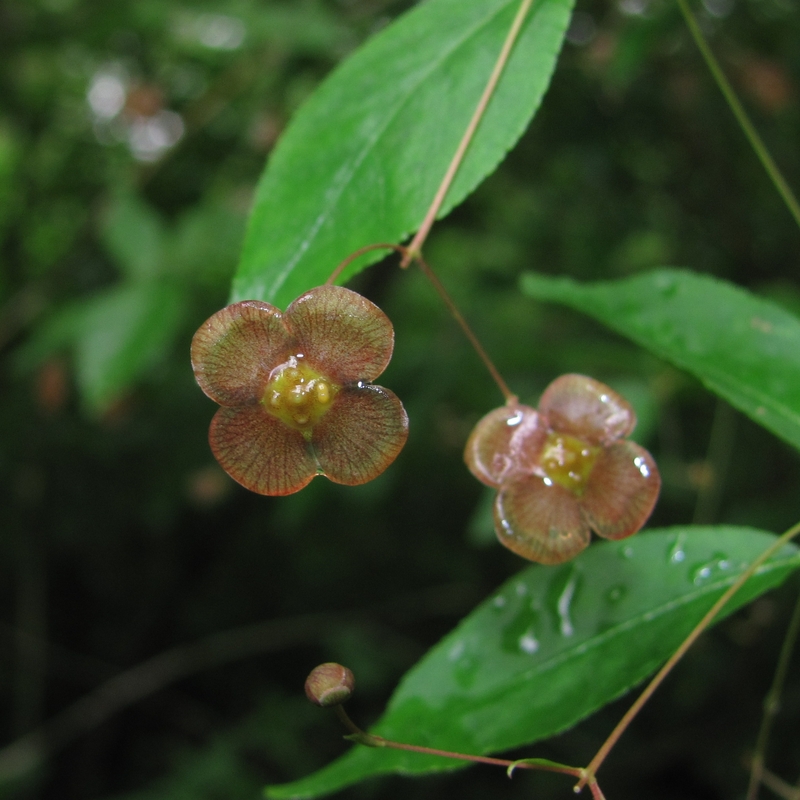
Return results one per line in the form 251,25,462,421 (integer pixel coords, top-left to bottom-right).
746,586,800,800
676,0,800,231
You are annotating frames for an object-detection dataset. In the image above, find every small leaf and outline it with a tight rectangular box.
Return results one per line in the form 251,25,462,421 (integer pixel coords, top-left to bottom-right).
234,0,574,307
521,269,800,452
267,527,800,799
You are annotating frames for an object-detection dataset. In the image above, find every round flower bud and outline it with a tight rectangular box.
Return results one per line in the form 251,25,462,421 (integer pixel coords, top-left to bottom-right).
304,663,355,707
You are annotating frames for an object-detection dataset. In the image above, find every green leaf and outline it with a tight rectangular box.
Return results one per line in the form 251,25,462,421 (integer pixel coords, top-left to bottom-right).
521,269,800,452
267,527,799,799
76,282,187,413
234,0,574,307
101,191,166,282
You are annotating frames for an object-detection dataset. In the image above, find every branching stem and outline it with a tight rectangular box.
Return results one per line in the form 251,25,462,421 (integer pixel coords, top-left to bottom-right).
327,244,516,402
745,586,800,800
576,519,800,791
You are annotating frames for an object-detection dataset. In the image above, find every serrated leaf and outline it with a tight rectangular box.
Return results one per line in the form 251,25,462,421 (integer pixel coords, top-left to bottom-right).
521,269,800,452
234,0,574,307
267,527,799,799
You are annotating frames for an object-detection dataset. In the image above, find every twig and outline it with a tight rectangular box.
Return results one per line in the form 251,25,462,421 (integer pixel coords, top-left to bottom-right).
401,0,536,266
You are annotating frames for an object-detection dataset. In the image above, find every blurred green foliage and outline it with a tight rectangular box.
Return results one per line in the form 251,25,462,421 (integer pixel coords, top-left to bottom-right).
1,0,800,799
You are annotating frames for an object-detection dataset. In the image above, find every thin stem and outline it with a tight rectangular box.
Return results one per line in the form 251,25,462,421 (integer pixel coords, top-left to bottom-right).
400,0,535,267
756,765,800,800
333,705,580,777
327,242,516,403
576,519,800,791
746,586,800,800
676,0,800,231
325,243,405,286
415,255,516,402
692,399,736,525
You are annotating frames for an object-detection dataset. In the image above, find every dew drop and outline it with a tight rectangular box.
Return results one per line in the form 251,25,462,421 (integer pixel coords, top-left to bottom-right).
557,574,578,637
620,545,635,559
519,629,539,655
606,584,627,604
668,533,687,565
691,554,732,585
493,595,507,609
448,640,465,661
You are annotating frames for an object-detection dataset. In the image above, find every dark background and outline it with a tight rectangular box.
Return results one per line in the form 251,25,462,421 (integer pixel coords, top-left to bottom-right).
1,0,800,797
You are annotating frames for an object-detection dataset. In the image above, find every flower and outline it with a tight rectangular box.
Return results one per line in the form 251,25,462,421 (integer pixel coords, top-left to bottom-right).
191,285,408,496
464,374,660,565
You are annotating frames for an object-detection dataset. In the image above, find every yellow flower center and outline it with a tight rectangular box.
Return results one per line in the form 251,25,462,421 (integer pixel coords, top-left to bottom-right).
262,357,340,433
540,431,601,496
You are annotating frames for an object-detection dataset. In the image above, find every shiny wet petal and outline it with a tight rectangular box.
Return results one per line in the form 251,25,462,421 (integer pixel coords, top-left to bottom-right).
539,374,636,446
286,286,394,383
313,385,408,485
581,440,661,540
464,403,545,487
192,301,291,406
494,476,591,565
209,405,317,496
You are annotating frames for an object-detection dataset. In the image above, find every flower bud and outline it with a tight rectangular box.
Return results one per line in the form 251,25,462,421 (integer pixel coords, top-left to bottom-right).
304,663,355,707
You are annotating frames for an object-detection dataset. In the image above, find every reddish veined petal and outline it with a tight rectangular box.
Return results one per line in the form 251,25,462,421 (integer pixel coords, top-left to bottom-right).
209,406,317,496
539,374,636,446
464,403,545,487
494,476,590,565
312,385,408,486
580,441,661,540
192,301,291,406
285,286,394,383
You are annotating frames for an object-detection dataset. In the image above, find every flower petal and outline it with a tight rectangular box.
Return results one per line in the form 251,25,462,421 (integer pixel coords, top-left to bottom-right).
464,403,545,487
539,374,636,446
209,406,317,496
285,286,394,383
494,476,591,565
580,441,661,540
312,385,408,485
192,301,291,406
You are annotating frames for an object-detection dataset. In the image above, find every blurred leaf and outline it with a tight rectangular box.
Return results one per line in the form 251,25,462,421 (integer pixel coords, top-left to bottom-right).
76,282,187,413
170,201,246,289
101,191,167,282
521,269,800,452
267,527,800,799
233,0,574,307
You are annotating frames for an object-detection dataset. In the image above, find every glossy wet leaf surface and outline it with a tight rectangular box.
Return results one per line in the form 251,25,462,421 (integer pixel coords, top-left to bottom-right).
267,527,800,799
233,0,574,307
521,269,800,452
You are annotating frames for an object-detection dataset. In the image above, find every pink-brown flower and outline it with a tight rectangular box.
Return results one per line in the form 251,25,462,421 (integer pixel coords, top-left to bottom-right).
465,374,660,565
191,285,408,496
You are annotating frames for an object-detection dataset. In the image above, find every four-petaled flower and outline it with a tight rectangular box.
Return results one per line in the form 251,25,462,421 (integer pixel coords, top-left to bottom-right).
465,374,660,565
191,286,408,496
